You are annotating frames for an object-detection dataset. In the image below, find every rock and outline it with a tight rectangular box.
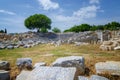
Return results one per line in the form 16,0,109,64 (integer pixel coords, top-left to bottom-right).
23,44,31,48
74,42,89,46
52,56,85,75
17,67,76,80
14,45,19,48
90,75,109,80
0,45,6,49
100,45,114,51
103,41,113,45
16,70,31,80
33,62,46,68
78,75,109,80
0,70,10,80
114,46,120,50
16,58,32,70
78,76,88,80
95,61,120,76
100,38,120,51
7,45,14,49
55,40,62,47
0,61,10,70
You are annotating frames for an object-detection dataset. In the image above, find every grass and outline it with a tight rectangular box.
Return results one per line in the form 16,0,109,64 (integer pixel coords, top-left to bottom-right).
0,43,120,80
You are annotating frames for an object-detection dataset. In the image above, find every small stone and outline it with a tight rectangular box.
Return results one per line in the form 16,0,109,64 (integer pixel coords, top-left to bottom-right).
0,61,10,70
16,70,31,80
114,46,120,50
78,76,89,80
95,61,120,76
90,75,109,80
33,62,46,68
16,58,32,70
52,56,85,75
0,70,10,80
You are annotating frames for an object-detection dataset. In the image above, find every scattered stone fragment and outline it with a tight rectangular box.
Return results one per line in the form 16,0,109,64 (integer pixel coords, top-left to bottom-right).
33,62,46,68
90,75,109,80
16,70,31,80
16,58,32,70
78,75,109,80
16,67,76,80
95,61,120,76
78,76,88,80
0,61,10,70
52,56,85,75
0,70,10,80
114,46,120,50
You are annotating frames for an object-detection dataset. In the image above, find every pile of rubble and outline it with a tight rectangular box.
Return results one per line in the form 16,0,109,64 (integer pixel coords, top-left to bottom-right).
0,56,120,80
100,38,120,51
0,30,118,49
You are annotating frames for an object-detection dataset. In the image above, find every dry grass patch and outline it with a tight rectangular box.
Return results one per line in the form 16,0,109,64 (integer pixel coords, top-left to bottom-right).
0,43,120,80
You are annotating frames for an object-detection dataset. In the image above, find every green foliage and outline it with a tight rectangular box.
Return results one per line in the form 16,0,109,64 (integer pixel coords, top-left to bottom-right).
64,24,91,32
64,21,120,32
24,14,51,32
52,27,61,33
41,27,48,33
90,25,98,31
105,21,120,30
0,30,4,33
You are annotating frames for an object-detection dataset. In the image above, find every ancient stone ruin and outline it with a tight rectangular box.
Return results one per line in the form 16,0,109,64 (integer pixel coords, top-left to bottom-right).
0,30,117,49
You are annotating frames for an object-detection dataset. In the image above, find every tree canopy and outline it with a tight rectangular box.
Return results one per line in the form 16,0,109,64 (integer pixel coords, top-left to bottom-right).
52,27,61,33
64,21,120,32
24,14,52,32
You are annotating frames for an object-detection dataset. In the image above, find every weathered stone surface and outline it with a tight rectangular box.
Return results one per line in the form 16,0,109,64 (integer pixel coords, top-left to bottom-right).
16,70,31,80
52,56,85,75
33,62,46,68
0,61,10,70
0,70,10,80
23,44,31,48
114,46,120,50
74,42,89,46
102,41,113,45
0,31,117,49
16,58,32,70
100,38,120,51
90,75,109,80
16,67,76,80
78,75,109,80
78,76,88,80
0,45,6,49
29,67,76,80
7,45,14,49
95,61,120,76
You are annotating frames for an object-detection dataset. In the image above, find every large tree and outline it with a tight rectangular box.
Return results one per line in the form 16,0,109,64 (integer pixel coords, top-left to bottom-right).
24,14,51,32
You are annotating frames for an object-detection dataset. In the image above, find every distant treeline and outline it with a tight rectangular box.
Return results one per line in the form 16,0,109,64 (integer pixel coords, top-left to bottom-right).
64,21,120,32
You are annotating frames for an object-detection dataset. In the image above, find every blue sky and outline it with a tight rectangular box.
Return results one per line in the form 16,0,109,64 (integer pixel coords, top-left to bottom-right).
0,0,120,33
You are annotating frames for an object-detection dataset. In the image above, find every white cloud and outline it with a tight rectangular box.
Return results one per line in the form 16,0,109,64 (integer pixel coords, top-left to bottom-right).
0,10,16,15
37,0,59,10
50,5,101,31
73,5,100,19
52,5,100,22
89,0,100,4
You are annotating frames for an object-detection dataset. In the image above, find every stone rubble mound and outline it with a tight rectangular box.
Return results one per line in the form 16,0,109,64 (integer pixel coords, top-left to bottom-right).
100,38,120,51
0,31,112,49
